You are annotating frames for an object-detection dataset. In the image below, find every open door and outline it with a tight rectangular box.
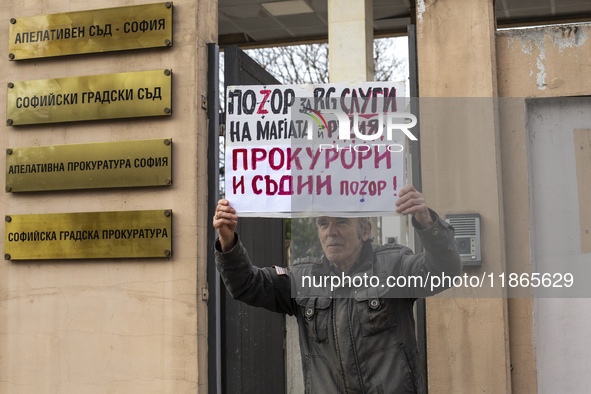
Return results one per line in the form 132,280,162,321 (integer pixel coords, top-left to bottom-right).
217,45,286,394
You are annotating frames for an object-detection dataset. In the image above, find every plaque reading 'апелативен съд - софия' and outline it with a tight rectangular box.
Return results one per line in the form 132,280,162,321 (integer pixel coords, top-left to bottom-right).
8,2,173,60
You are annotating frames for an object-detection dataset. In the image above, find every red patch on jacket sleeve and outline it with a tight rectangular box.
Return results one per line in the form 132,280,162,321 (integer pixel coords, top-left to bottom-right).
273,265,289,276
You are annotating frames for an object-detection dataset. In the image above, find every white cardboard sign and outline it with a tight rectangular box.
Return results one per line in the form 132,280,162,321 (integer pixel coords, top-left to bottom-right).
225,82,410,217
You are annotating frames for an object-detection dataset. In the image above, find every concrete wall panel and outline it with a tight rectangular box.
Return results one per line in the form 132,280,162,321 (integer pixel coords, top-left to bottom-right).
496,23,591,394
497,24,591,98
526,97,591,393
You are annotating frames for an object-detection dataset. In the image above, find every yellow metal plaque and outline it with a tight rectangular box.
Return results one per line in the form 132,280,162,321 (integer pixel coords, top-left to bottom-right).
4,210,172,260
7,69,172,125
6,138,172,193
8,3,173,60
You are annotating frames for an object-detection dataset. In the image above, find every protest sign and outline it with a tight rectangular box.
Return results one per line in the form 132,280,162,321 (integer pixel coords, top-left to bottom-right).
225,82,412,217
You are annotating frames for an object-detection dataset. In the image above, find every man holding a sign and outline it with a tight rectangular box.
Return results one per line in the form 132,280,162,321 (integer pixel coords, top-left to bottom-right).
213,184,462,394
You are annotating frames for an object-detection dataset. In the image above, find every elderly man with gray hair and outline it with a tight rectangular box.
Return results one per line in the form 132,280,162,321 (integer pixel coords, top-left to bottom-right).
213,184,462,394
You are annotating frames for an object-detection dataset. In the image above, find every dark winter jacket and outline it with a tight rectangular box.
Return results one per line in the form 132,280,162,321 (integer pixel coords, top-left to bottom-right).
214,210,462,393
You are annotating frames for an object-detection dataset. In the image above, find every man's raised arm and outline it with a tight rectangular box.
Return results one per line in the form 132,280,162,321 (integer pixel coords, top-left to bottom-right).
394,185,463,297
213,199,296,315
213,199,238,252
395,184,434,230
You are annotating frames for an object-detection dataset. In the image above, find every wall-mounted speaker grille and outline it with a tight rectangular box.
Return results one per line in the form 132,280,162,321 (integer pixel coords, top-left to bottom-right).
447,218,476,236
445,213,481,266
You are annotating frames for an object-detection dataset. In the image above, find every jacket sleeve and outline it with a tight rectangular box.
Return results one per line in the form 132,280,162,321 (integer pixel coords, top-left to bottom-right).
396,209,463,298
214,233,297,316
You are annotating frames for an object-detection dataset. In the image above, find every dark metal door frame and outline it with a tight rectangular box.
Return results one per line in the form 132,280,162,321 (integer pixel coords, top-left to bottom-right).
207,45,286,394
407,24,428,390
206,42,222,394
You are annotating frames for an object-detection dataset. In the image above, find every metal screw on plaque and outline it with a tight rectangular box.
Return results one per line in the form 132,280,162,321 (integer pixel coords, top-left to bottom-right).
6,148,13,155
4,254,10,260
163,139,171,145
10,18,16,24
6,186,12,192
164,250,171,257
164,210,171,217
7,82,14,89
5,216,11,222
164,107,171,114
164,178,172,186
586,230,589,234
164,69,171,76
7,119,13,126
165,2,172,8
9,53,15,60
165,39,171,46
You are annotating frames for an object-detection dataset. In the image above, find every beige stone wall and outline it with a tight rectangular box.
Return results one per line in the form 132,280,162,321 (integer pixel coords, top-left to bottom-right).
0,0,216,393
416,0,512,393
328,0,373,82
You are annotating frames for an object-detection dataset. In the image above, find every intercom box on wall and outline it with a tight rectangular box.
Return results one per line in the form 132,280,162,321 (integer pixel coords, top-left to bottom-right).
445,213,481,266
